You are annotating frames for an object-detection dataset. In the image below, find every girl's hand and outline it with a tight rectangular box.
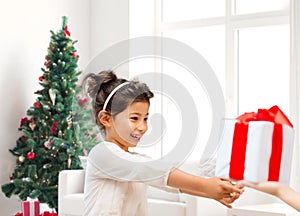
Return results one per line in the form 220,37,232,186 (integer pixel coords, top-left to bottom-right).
205,177,244,207
218,191,242,208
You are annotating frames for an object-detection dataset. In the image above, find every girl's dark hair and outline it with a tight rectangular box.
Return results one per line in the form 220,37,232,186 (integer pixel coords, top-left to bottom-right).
81,70,154,134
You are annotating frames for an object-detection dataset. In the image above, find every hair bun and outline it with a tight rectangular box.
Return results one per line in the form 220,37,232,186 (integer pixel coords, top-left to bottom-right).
100,70,117,84
83,70,117,99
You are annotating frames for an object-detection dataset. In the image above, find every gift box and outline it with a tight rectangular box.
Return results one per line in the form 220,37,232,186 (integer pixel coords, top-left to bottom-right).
215,105,294,184
21,199,40,216
14,211,57,216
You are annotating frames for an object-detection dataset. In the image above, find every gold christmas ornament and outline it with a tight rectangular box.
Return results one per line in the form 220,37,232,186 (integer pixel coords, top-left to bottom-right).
68,154,72,168
67,115,73,129
29,122,36,131
18,155,25,163
49,43,55,51
42,79,49,85
49,88,56,105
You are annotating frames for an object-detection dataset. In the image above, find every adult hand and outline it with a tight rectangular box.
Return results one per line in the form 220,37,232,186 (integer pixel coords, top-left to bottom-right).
237,180,281,196
237,180,300,212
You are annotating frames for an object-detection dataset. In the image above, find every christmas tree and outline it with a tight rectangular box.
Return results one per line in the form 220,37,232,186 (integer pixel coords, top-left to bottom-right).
73,87,99,154
1,16,97,211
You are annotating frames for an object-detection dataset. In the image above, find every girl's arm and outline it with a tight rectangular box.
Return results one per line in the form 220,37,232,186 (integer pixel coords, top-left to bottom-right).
167,168,243,208
238,181,300,212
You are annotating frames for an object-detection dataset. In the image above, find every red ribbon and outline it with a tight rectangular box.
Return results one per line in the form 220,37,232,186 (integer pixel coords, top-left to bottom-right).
229,105,292,181
229,123,248,180
22,201,30,216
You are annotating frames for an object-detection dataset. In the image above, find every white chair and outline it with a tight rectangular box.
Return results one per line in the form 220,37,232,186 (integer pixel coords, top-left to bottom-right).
58,169,197,216
228,203,300,216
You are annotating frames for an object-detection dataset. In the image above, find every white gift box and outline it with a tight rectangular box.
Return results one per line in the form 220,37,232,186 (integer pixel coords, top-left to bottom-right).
215,119,294,184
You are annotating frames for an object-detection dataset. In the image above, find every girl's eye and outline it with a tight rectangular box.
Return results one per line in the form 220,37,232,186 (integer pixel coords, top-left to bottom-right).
144,118,148,121
130,117,139,120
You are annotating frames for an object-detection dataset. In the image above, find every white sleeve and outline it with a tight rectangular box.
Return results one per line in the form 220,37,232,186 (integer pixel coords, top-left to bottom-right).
147,167,180,193
88,143,176,186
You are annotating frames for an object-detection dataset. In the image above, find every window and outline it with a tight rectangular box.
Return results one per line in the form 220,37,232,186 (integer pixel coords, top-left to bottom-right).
130,0,291,162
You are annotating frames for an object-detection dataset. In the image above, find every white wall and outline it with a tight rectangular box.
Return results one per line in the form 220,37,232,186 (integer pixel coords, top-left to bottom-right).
0,0,131,214
0,0,90,214
88,0,129,79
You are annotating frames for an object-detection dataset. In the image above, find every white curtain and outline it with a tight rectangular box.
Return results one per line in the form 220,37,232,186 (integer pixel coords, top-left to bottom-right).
290,0,300,192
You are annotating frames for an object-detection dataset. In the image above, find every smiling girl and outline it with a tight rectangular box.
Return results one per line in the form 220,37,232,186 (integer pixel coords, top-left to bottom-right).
82,70,243,216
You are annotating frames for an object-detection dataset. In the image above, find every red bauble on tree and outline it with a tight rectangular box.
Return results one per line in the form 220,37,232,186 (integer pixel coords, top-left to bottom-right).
33,102,41,108
27,151,36,160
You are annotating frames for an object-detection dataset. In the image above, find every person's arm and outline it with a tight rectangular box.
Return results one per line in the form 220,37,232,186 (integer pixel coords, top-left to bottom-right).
238,181,300,212
167,168,243,208
179,187,241,208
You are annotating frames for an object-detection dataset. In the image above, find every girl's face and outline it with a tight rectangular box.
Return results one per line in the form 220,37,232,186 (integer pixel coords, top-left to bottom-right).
106,101,149,152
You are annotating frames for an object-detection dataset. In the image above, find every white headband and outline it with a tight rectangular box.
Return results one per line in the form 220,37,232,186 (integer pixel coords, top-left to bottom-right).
102,82,130,111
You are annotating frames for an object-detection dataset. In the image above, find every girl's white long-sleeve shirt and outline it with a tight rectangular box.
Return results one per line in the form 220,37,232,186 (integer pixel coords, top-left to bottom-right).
84,141,179,216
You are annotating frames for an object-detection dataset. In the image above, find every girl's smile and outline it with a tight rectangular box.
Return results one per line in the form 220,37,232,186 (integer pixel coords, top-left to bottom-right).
105,101,150,152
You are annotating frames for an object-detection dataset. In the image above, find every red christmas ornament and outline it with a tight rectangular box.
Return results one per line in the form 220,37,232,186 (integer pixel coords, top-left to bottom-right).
39,76,44,81
20,117,29,128
14,212,22,216
34,89,44,94
27,151,36,160
45,61,50,67
71,52,79,58
50,122,59,134
34,102,41,108
78,98,89,106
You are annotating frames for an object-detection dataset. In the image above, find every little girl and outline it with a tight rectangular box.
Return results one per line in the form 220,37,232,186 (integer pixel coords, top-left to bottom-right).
82,70,243,216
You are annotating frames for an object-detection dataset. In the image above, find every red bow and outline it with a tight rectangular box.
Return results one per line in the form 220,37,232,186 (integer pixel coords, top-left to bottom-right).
64,25,71,37
236,105,293,127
